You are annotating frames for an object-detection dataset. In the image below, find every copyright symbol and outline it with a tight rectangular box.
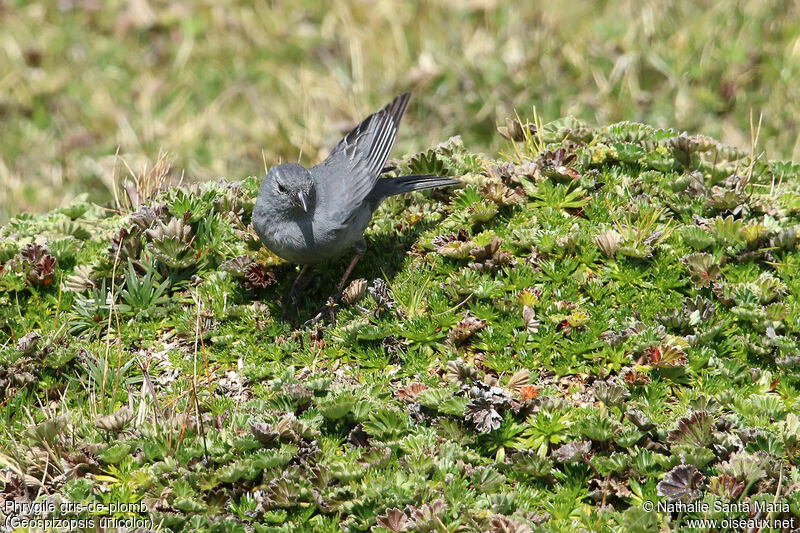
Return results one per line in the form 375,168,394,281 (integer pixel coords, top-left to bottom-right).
642,500,654,512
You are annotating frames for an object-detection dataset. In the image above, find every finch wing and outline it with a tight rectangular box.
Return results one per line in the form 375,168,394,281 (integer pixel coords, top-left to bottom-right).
311,93,410,226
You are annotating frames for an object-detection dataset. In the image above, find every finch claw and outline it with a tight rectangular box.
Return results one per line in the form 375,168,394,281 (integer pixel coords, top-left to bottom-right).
304,298,339,326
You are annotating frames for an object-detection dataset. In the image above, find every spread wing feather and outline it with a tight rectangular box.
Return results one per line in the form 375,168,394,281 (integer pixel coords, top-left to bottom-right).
311,93,411,227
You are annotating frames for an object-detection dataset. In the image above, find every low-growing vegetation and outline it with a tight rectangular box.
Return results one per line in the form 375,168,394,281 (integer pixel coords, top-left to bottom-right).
1,117,800,531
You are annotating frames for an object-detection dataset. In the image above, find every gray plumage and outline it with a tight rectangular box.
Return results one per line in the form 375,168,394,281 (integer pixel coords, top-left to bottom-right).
253,93,461,265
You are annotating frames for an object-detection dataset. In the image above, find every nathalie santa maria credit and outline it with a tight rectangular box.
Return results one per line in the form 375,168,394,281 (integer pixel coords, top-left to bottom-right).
656,499,789,513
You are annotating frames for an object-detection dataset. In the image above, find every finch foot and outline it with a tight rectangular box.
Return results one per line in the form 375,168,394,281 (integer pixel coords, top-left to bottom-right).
303,253,361,327
304,298,339,326
281,264,310,324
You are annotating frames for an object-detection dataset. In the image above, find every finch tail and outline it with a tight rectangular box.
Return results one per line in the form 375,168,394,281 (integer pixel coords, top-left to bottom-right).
371,174,461,199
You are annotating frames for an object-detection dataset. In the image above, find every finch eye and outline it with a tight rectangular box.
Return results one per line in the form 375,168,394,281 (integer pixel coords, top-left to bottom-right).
277,183,286,194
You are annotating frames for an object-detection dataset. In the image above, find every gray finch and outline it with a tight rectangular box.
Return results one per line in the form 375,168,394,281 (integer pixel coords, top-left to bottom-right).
252,93,461,323
253,93,460,263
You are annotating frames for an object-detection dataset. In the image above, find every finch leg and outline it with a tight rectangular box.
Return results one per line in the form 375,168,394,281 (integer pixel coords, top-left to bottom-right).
282,264,310,323
305,253,361,326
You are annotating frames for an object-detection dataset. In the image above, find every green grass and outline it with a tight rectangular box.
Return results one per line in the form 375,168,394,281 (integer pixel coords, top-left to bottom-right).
2,0,800,220
1,115,799,531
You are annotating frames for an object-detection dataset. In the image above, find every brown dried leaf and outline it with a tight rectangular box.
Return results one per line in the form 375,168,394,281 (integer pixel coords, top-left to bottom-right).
376,507,409,532
657,464,705,503
446,358,478,384
94,407,133,432
395,383,428,403
342,278,367,305
506,369,530,394
447,314,487,346
522,306,539,333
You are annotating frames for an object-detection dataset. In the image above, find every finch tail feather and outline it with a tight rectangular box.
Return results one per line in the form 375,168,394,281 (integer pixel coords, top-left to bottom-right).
373,174,461,199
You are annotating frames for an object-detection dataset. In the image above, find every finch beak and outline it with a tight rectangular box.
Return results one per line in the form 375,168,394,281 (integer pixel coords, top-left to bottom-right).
296,192,308,213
